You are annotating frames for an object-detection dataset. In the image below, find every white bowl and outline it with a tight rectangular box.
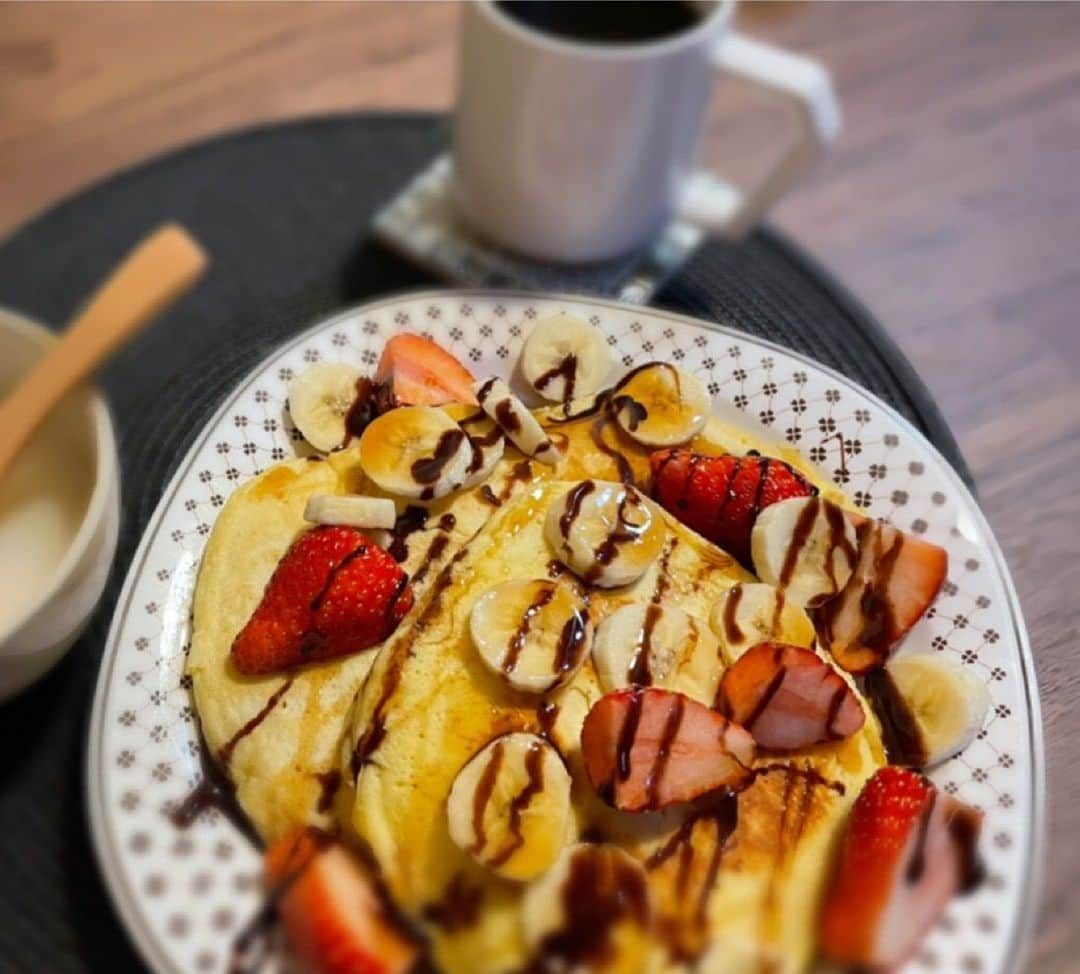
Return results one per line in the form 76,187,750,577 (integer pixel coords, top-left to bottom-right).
0,308,120,700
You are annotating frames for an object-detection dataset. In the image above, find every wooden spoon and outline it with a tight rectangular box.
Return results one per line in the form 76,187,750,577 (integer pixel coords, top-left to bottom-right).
0,224,208,481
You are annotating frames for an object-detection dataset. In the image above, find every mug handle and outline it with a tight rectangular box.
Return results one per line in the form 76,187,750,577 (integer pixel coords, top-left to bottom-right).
677,33,841,238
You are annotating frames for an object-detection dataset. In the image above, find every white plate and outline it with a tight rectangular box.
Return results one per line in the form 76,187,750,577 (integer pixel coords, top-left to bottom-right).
87,291,1043,974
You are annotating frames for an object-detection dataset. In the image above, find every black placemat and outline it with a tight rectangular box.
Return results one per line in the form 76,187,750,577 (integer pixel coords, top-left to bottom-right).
0,113,970,974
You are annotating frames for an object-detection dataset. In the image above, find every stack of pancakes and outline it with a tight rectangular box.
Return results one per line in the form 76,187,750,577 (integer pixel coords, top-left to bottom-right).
188,399,885,973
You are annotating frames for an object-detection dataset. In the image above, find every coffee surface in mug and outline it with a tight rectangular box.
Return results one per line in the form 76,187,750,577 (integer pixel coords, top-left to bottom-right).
495,1,703,45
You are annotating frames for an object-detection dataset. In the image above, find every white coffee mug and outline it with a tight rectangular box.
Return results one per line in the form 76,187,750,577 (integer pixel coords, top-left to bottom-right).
453,0,840,262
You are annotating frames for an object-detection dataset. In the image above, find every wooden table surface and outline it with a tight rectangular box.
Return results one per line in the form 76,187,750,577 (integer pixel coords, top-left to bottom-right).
2,2,1077,969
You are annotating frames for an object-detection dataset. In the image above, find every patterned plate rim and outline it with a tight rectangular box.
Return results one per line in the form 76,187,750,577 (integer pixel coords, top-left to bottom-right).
86,289,1045,974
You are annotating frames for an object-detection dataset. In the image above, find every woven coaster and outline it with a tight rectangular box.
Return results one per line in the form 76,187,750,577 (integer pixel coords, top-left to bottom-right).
372,154,705,303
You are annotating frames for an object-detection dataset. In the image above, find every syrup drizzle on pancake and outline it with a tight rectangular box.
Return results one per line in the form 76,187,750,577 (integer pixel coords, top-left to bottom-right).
590,415,635,485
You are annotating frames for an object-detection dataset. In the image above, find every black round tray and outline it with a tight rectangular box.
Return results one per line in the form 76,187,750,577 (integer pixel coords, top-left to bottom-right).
0,113,970,974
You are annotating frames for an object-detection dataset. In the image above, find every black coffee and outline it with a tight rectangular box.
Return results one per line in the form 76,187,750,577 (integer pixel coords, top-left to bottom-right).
496,1,703,46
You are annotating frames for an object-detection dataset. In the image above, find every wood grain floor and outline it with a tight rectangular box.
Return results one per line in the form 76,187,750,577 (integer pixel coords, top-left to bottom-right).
2,2,1078,970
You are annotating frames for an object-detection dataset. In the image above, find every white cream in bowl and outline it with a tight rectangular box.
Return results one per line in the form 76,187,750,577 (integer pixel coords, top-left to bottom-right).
0,308,120,700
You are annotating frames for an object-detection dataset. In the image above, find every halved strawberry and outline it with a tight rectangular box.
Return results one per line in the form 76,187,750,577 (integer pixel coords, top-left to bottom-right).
818,516,948,674
649,449,816,565
265,827,418,974
375,333,477,407
581,687,755,812
231,525,413,676
820,767,984,969
715,642,864,750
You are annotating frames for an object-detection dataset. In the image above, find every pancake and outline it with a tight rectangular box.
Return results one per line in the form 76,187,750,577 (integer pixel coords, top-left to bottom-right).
341,479,885,973
188,442,549,841
189,381,869,911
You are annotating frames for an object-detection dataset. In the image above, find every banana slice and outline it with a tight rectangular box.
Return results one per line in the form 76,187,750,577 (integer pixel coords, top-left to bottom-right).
521,843,651,973
593,603,722,705
521,313,614,403
287,362,363,452
710,582,816,663
303,494,396,531
885,654,991,767
545,481,666,588
751,496,859,607
475,377,562,465
610,362,710,447
358,406,472,500
470,579,592,693
456,408,506,488
447,733,572,882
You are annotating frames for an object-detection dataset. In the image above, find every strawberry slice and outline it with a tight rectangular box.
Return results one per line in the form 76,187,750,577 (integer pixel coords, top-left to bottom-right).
231,525,413,676
265,827,418,974
820,768,984,969
715,642,864,750
375,333,477,407
818,516,948,674
649,449,816,565
581,687,755,812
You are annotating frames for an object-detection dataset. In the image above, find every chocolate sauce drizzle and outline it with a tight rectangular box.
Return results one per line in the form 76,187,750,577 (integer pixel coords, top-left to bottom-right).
948,804,986,893
553,610,588,681
861,668,929,767
341,377,395,445
608,361,681,435
219,679,295,765
644,693,685,809
721,585,744,645
487,740,546,868
467,739,506,857
776,496,855,602
387,505,428,562
905,789,937,883
738,647,787,731
503,585,558,674
422,873,484,931
778,498,822,588
559,480,595,538
615,688,645,784
522,845,649,973
825,519,906,664
351,547,471,776
586,488,648,584
627,603,662,686
459,409,505,477
534,353,578,404
590,415,635,485
751,762,846,796
645,793,739,926
309,543,369,613
314,769,342,814
411,428,466,485
168,745,247,833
